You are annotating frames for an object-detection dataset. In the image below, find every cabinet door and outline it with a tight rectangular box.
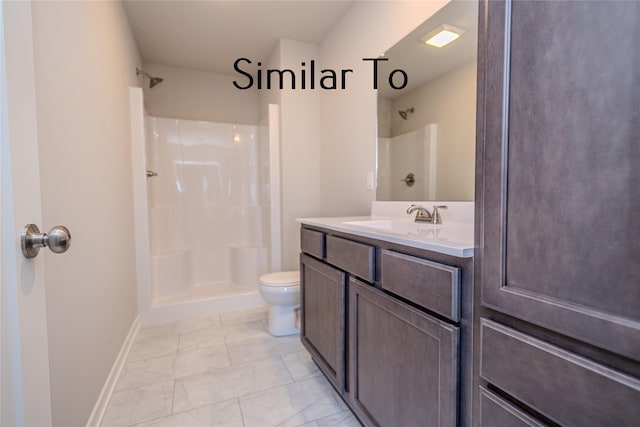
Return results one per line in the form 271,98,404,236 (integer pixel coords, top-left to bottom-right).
349,278,459,427
478,0,640,360
300,253,346,392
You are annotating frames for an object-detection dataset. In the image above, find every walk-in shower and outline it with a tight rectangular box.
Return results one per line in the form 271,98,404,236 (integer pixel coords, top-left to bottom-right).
130,88,280,323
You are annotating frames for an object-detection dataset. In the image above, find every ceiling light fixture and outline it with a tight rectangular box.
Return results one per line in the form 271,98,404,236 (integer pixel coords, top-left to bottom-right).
420,24,466,48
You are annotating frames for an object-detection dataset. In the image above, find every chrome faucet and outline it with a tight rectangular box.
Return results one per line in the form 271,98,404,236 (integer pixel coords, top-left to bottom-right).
407,204,448,224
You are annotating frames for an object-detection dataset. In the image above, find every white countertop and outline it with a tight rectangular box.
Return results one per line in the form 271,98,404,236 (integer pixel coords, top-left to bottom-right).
297,216,474,258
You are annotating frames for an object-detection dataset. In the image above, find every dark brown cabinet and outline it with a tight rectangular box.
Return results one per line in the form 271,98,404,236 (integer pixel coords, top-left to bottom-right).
300,253,346,392
300,225,473,426
475,0,640,425
349,278,459,427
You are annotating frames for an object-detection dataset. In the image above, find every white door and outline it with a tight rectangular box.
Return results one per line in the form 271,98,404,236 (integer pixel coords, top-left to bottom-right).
1,2,54,425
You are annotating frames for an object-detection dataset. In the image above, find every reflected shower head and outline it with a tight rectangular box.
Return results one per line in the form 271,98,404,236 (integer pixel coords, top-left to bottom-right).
136,68,164,89
399,108,414,120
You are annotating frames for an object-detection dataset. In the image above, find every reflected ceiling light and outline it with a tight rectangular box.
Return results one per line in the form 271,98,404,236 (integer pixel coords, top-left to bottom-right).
420,24,466,48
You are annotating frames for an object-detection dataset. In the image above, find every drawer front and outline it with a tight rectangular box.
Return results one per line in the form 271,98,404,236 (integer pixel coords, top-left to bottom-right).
381,250,460,321
326,235,374,282
479,387,544,427
300,228,325,259
480,319,640,426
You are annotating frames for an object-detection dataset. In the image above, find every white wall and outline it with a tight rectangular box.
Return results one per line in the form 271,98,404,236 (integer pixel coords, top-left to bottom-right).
319,0,449,216
261,39,322,270
142,62,260,124
391,60,476,200
30,2,141,425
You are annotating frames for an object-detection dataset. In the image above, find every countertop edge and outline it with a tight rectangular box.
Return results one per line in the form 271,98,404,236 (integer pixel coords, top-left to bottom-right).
297,216,474,258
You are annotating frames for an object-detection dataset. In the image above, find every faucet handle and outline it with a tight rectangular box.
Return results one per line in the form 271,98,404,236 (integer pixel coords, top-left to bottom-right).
431,205,448,224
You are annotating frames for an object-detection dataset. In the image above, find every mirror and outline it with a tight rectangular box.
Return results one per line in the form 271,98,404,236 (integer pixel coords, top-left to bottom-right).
377,0,478,201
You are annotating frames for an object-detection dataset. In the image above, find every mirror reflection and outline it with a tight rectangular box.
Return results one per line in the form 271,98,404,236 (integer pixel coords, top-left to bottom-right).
377,0,478,201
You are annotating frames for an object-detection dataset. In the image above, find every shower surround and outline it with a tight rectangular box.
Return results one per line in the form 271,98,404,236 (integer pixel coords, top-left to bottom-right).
144,116,271,318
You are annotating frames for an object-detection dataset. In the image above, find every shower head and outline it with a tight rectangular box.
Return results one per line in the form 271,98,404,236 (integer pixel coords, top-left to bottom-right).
136,68,164,89
398,108,414,120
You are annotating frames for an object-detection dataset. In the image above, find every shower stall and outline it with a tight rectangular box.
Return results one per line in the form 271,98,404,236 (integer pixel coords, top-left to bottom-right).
130,88,281,323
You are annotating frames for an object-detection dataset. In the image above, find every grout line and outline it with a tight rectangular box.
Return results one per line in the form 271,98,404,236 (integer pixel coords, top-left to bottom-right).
170,379,177,415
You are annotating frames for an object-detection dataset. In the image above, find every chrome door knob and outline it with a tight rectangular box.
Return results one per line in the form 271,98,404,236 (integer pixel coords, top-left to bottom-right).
21,224,71,259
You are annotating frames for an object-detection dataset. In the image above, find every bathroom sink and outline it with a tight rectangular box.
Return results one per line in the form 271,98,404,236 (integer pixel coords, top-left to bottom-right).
343,219,441,234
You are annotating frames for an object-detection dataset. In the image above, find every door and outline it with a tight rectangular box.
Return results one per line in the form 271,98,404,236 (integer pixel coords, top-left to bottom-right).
1,2,53,425
478,0,640,361
348,278,459,427
300,253,346,392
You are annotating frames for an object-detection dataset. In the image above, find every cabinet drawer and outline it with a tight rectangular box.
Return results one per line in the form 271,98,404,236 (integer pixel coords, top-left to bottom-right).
326,235,374,282
381,250,460,321
480,319,640,426
479,387,544,427
300,228,325,259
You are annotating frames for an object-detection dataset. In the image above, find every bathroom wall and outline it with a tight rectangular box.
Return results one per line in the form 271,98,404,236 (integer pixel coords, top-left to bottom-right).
260,39,322,271
319,0,449,217
142,62,260,125
30,2,141,425
390,60,477,200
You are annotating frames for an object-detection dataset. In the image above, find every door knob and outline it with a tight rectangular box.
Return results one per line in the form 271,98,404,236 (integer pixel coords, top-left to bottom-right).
21,224,71,259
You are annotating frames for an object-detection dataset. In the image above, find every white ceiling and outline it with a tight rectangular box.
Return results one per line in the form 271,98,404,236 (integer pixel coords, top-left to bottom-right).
123,0,477,97
378,0,478,99
123,0,354,74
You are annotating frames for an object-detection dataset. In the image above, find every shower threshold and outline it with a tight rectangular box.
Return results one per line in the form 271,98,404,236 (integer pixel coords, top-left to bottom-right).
146,282,265,324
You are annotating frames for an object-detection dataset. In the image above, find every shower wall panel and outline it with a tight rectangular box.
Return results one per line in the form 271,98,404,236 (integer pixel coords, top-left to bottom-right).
146,117,268,290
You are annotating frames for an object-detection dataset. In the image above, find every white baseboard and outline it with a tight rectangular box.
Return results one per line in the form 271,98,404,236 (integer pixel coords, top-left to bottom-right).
85,316,141,427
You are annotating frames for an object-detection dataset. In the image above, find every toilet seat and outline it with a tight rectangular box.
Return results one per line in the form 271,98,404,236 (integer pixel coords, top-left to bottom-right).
259,271,300,287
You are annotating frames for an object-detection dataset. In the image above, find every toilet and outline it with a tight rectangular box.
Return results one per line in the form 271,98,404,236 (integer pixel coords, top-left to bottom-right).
258,271,300,336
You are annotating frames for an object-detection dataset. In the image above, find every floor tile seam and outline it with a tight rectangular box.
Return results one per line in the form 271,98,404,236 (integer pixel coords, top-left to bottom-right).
112,377,177,394
126,347,179,364
134,334,180,346
117,379,175,427
117,359,240,392
235,376,301,405
228,352,303,368
274,400,318,427
237,395,249,427
124,349,179,366
175,339,229,355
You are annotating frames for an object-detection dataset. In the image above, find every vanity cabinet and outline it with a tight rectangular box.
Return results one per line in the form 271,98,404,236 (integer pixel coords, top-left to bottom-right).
475,0,640,425
300,225,473,427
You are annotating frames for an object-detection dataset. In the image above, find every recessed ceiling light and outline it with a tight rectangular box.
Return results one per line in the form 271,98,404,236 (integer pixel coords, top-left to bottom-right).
420,24,466,48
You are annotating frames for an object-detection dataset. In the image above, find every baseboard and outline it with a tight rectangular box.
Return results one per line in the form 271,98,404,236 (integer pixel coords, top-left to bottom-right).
85,315,141,427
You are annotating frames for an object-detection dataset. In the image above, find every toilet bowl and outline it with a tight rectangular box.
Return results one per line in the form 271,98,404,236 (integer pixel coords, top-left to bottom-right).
258,271,300,336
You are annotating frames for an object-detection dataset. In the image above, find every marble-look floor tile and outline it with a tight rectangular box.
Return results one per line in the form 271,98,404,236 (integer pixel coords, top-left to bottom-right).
172,341,230,378
281,350,321,381
102,381,174,426
128,335,179,363
223,320,271,345
117,353,177,391
173,356,293,413
220,307,267,326
239,375,348,427
131,399,243,427
316,410,362,427
178,327,226,351
138,316,222,341
227,334,303,365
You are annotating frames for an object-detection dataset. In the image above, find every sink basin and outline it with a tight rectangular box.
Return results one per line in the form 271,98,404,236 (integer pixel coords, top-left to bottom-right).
343,219,441,234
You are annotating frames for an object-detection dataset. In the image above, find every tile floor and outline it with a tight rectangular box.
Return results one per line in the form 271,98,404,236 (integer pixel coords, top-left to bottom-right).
101,308,361,427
